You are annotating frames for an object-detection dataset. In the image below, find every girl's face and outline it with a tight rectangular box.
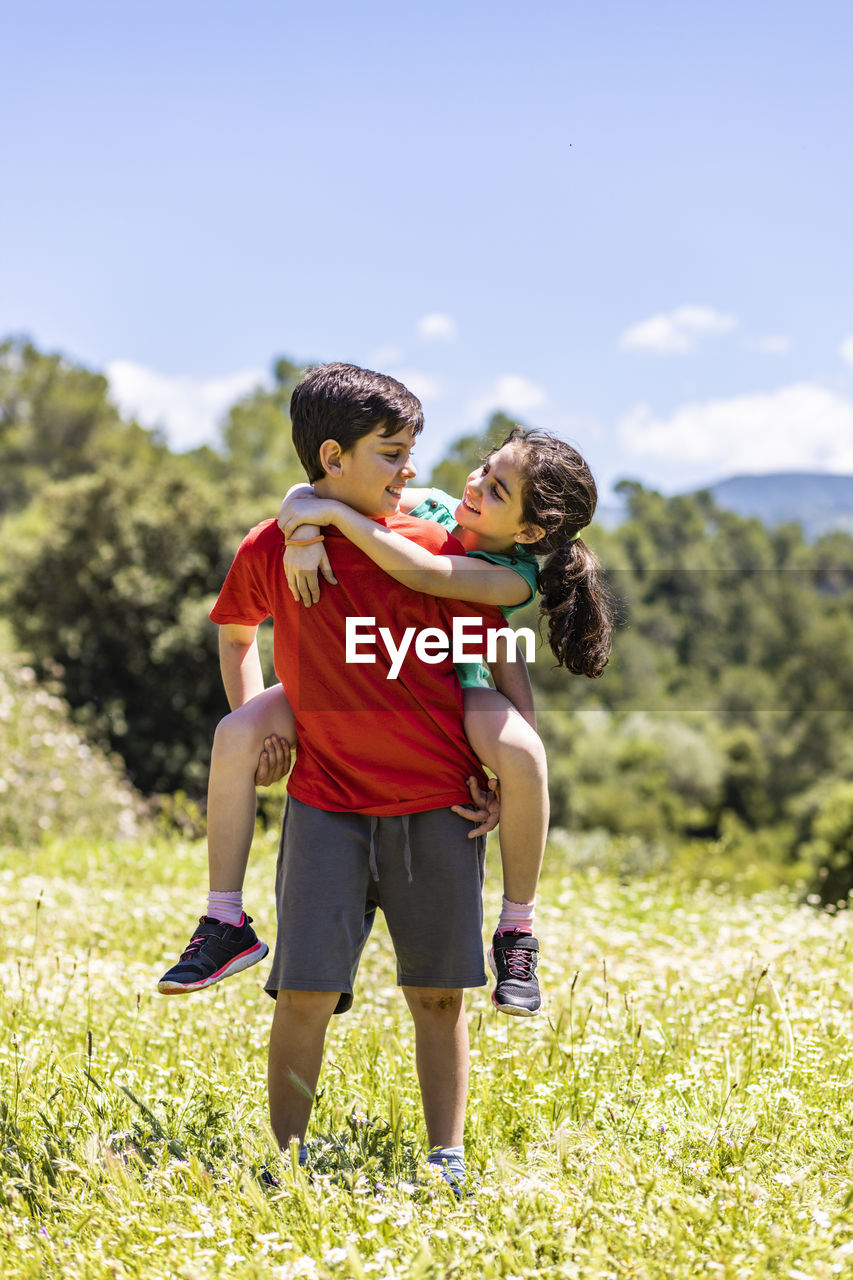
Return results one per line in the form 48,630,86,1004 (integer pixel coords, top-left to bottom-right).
453,443,539,549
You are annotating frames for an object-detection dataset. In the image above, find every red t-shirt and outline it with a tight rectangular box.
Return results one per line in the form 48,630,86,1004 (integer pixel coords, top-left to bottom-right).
210,515,505,815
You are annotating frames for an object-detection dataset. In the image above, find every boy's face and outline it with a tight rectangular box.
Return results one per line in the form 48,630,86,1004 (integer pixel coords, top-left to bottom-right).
317,423,417,517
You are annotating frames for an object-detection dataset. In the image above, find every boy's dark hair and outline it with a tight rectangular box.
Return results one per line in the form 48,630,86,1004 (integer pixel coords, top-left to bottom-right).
291,363,424,481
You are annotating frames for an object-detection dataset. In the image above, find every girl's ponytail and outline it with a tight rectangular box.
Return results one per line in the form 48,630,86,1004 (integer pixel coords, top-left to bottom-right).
500,427,613,676
537,537,612,677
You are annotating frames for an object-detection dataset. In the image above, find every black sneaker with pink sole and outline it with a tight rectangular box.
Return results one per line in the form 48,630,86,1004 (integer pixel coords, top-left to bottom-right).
157,914,268,994
487,930,541,1016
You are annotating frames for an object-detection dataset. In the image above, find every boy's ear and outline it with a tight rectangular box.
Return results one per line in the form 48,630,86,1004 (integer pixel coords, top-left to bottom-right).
515,522,545,546
317,439,344,477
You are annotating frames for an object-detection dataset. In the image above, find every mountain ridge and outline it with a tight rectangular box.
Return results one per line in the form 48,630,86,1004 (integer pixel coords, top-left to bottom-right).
702,472,853,539
597,472,853,540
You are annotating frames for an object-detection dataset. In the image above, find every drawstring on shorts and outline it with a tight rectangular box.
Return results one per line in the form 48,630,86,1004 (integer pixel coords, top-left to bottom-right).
401,814,412,882
367,814,414,883
368,816,379,881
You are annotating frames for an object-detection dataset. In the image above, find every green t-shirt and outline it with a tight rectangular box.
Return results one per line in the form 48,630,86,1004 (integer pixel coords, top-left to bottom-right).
409,488,539,688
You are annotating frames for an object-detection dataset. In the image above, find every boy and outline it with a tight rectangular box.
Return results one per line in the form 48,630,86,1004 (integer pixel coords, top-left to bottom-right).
209,363,504,1190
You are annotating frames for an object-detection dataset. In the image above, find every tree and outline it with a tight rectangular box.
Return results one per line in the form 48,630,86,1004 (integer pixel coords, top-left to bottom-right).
0,337,166,513
2,460,264,794
0,340,315,796
221,356,306,498
799,781,853,903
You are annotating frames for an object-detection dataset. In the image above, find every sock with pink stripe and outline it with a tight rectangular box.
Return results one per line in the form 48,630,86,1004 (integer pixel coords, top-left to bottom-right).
496,895,535,936
206,890,244,927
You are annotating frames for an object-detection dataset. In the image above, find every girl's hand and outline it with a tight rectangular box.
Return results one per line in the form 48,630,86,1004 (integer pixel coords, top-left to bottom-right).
254,735,292,785
283,540,338,607
277,495,341,540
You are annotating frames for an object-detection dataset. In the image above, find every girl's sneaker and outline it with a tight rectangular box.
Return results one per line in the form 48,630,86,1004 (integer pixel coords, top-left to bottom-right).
487,930,541,1015
157,914,268,994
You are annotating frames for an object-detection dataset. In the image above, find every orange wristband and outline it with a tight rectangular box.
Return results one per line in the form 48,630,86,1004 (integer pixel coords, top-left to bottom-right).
285,535,325,547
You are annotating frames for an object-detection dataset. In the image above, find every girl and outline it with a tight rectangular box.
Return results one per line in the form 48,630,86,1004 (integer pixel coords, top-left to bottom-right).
158,427,612,1015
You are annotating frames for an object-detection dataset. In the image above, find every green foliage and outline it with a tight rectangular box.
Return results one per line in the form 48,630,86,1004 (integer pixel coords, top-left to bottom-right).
0,339,308,798
0,650,145,846
0,462,264,794
220,355,307,499
797,780,853,904
6,336,853,898
541,708,725,840
535,478,853,891
0,338,169,514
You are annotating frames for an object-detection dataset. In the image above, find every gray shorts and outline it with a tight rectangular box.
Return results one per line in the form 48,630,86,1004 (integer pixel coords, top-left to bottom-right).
265,796,487,1011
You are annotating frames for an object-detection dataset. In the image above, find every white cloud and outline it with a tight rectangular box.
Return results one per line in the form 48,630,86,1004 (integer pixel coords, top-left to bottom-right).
754,334,792,355
841,335,853,368
417,313,458,342
619,305,737,354
469,375,547,423
106,360,269,450
617,382,853,489
387,367,443,401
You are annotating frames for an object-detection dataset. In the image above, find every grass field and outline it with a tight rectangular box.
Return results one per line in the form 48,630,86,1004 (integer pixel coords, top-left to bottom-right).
1,830,852,1279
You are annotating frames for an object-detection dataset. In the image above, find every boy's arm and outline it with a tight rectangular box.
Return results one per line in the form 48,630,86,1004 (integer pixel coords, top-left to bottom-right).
279,496,530,608
218,623,264,710
488,637,537,730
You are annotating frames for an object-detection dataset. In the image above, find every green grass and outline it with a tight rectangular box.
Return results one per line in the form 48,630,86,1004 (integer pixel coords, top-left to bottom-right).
1,832,852,1279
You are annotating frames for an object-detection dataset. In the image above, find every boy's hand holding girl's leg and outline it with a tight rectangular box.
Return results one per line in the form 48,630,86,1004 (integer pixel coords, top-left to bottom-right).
254,733,291,786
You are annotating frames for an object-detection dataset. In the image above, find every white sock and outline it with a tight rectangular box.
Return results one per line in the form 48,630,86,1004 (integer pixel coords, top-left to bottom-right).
206,890,244,926
496,895,535,935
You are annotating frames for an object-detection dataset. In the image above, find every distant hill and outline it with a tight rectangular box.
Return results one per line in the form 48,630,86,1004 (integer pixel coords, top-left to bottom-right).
594,473,853,540
704,473,853,540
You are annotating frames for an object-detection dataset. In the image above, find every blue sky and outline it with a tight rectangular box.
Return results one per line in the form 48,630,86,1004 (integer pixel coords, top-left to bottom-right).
3,0,853,498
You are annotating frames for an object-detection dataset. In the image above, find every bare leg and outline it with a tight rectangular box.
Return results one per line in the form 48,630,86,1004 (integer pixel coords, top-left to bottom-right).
403,987,468,1149
462,687,549,905
207,685,296,891
268,989,340,1150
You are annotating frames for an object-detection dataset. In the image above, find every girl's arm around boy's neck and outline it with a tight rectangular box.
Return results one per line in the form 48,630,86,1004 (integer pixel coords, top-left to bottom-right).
280,483,322,545
327,504,532,608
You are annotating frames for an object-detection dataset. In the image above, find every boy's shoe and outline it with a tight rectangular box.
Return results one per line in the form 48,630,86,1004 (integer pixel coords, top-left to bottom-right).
157,914,268,994
421,1161,473,1201
487,930,541,1016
